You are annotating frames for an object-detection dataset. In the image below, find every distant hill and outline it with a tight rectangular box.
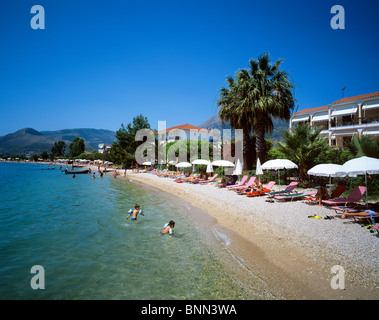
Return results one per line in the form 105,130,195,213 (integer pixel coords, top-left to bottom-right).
0,128,116,156
41,128,116,151
0,128,55,156
199,115,289,143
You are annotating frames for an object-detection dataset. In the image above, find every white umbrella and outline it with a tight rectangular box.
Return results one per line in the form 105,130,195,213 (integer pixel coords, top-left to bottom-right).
211,160,235,167
336,156,379,206
261,159,298,170
175,162,192,168
191,159,210,165
232,159,243,175
336,156,379,177
142,161,152,166
256,158,263,182
212,160,235,177
206,161,213,173
308,164,344,177
308,163,344,188
261,159,298,190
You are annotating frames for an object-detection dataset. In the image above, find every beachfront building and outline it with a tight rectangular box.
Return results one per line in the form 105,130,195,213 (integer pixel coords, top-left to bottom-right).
290,91,379,148
98,144,112,154
157,124,213,142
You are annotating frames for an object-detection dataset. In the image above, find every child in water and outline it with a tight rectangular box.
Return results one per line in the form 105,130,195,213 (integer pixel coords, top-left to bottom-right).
161,220,175,234
125,204,144,221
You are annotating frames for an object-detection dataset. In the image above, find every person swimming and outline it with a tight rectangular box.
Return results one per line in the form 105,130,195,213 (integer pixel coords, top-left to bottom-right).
125,204,144,221
161,220,175,234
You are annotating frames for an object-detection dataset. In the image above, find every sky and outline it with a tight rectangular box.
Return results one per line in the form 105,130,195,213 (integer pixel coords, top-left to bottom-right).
1,0,379,136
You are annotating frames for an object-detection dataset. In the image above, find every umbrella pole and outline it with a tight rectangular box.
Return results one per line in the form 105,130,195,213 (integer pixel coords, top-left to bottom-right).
365,172,368,208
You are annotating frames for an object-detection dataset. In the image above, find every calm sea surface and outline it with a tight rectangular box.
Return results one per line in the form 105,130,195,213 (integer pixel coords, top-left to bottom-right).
0,162,251,299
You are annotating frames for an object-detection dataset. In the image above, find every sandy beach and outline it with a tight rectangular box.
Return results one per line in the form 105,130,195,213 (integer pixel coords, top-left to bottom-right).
113,170,378,300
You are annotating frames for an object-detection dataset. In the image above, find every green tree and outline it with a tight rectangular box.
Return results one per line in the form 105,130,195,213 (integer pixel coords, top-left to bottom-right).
51,141,66,157
344,135,379,158
40,151,49,161
276,123,328,179
109,114,151,166
218,53,295,169
68,137,85,158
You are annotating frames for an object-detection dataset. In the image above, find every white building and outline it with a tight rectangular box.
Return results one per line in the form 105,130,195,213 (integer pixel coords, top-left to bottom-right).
98,144,112,153
290,91,379,148
157,124,213,142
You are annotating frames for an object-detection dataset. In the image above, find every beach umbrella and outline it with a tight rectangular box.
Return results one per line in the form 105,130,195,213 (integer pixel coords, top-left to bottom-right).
211,160,235,177
336,156,379,206
261,159,298,190
308,163,344,186
142,161,152,166
232,158,243,176
175,162,192,168
211,160,235,167
191,159,210,165
206,161,213,173
307,164,344,177
256,158,263,182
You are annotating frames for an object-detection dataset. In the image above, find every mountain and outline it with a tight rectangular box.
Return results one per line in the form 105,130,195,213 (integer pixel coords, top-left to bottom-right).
0,128,55,156
0,128,116,156
199,115,289,143
41,128,116,151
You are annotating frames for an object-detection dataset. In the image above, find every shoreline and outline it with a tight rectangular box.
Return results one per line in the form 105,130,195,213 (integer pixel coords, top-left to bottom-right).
118,170,378,300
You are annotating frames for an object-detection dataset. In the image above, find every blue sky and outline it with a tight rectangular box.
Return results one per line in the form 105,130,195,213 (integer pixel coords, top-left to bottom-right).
1,0,378,135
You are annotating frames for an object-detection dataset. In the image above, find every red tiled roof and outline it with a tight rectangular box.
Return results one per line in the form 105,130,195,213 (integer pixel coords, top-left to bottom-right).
332,91,379,105
292,91,379,116
157,124,209,133
293,105,328,115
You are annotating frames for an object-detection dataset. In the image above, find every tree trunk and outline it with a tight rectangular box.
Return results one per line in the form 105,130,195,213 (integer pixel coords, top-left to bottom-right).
255,118,266,164
243,125,254,170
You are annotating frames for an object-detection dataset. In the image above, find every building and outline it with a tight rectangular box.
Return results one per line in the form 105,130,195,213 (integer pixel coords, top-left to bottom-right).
290,91,379,148
98,144,112,153
157,124,213,142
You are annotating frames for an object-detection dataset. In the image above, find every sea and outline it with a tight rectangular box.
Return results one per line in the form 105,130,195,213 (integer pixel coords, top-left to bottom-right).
0,162,256,300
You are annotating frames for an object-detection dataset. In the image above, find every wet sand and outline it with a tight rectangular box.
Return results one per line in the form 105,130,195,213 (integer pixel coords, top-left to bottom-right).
115,170,378,300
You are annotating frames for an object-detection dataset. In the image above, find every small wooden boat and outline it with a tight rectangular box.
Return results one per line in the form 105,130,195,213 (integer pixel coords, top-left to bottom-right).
65,168,89,174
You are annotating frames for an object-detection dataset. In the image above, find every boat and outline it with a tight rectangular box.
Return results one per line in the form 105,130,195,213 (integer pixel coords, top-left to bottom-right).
64,168,89,174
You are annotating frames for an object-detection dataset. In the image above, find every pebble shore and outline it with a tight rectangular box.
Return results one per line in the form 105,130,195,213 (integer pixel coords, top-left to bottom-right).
118,170,378,299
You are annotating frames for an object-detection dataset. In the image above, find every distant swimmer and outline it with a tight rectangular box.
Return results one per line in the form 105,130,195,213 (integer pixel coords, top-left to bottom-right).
125,204,144,221
72,174,76,178
92,173,95,179
161,220,175,234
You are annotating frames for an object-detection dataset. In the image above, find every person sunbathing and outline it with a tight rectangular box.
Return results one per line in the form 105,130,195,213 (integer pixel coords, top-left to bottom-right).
341,209,378,220
238,180,262,194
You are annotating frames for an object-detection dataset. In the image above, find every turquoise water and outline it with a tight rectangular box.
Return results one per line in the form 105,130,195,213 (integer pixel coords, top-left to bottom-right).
0,162,250,300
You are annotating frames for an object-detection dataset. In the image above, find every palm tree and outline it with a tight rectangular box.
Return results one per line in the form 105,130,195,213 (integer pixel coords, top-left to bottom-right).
276,123,328,179
218,53,295,169
344,135,379,158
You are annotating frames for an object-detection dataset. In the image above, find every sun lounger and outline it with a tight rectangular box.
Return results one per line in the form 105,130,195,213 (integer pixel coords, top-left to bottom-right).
304,185,347,204
275,192,316,202
226,175,248,189
230,177,256,190
198,174,218,184
322,186,366,206
247,181,276,197
267,182,298,198
330,206,360,214
353,213,378,225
